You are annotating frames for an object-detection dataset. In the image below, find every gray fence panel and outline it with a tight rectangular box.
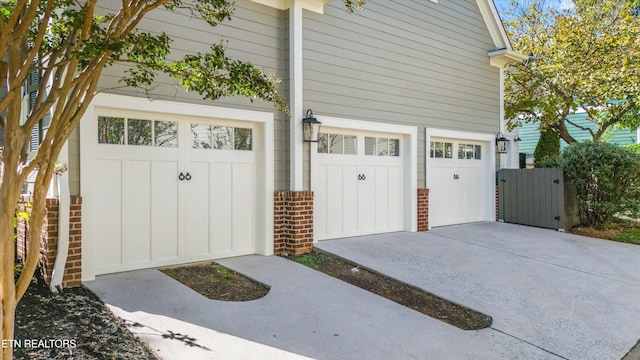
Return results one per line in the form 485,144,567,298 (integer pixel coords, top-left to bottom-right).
498,168,565,231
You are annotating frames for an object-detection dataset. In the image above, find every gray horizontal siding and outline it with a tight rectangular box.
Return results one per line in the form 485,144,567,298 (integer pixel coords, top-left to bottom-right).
302,0,501,186
96,1,286,111
86,0,503,191
303,1,499,128
92,1,289,190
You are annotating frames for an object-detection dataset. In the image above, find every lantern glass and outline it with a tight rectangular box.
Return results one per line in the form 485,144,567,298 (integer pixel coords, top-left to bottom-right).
302,111,322,142
496,137,509,154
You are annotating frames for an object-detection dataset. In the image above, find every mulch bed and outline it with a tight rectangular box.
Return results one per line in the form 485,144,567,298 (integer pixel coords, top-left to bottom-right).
14,278,157,360
291,251,492,330
161,262,269,301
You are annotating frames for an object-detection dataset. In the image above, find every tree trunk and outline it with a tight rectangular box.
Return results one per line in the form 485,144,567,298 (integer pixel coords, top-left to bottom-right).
1,217,17,360
0,167,22,360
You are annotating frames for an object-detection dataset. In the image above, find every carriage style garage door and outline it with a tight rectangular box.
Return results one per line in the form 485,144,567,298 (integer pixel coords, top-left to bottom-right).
314,130,404,240
93,113,256,275
428,137,491,227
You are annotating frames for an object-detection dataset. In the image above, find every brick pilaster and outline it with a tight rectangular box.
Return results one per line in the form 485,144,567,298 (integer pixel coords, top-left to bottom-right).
274,191,314,256
417,188,430,231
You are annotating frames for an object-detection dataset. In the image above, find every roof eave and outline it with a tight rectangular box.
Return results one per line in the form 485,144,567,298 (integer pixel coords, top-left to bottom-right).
489,48,530,69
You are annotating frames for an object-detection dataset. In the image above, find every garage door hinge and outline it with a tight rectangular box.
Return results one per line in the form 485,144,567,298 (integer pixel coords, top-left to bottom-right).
554,216,560,221
553,179,560,184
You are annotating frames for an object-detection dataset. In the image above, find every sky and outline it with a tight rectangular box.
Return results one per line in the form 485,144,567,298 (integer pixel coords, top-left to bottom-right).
492,0,575,14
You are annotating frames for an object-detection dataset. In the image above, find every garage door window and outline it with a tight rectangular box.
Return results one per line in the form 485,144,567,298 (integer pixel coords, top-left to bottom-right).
457,143,481,160
98,116,124,144
430,141,453,158
154,121,178,147
365,137,399,156
190,124,252,151
318,133,357,155
98,116,177,147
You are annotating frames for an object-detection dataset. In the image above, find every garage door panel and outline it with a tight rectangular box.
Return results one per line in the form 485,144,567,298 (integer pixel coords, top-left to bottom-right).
374,166,390,230
315,165,328,235
388,165,403,230
341,165,359,234
315,132,404,240
187,161,212,258
96,159,123,270
428,138,489,227
123,160,152,264
231,162,254,253
152,160,180,261
211,163,233,253
94,114,258,274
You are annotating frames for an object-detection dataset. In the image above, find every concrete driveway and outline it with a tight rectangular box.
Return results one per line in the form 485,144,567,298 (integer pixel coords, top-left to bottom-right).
86,222,640,359
317,222,640,360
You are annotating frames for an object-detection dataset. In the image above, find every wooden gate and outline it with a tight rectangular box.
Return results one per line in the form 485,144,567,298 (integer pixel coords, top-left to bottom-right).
498,168,570,231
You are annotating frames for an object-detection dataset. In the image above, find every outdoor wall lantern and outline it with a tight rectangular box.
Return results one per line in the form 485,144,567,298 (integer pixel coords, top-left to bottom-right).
302,109,322,142
496,132,509,154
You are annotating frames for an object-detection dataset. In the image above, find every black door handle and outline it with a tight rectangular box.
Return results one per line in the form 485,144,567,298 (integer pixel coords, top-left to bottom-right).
185,172,192,181
358,174,366,181
179,172,186,181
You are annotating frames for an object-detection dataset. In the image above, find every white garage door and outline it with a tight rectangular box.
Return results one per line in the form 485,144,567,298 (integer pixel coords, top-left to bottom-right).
94,114,255,274
428,137,489,227
314,130,403,240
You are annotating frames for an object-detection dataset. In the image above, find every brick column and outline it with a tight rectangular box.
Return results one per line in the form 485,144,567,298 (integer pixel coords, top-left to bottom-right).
39,198,60,285
15,196,82,288
274,191,314,256
417,188,430,231
65,197,83,287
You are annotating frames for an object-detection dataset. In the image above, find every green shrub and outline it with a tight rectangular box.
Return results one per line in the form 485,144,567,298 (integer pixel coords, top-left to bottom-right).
626,143,640,155
558,142,640,229
534,129,560,166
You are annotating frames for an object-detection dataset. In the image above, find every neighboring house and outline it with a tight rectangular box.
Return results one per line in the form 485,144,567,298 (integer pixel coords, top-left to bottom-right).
518,113,640,157
52,0,525,281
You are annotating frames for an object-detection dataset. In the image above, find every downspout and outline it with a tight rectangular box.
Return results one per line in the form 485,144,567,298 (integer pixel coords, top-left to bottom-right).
50,141,70,293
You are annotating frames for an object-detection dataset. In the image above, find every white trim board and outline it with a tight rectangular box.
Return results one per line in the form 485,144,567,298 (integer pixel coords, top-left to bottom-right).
425,127,497,228
80,93,274,281
312,116,418,236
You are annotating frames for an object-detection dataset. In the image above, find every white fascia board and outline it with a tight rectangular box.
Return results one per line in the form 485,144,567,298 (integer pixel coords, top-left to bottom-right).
475,0,528,68
251,0,333,13
476,0,511,49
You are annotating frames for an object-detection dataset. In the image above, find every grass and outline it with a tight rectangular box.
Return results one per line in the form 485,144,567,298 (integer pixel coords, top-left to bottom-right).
611,228,640,244
571,216,640,245
161,262,269,301
291,252,331,270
